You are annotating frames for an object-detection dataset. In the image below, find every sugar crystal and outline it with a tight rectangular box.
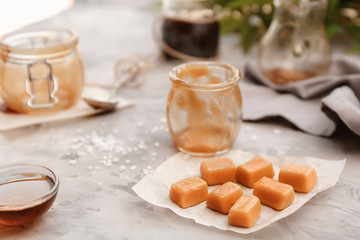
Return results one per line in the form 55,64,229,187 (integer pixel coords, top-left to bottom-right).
69,160,77,165
274,129,282,134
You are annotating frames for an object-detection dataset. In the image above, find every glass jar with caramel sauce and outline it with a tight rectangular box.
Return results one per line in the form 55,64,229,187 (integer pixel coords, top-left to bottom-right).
0,27,84,114
167,62,242,157
161,0,219,60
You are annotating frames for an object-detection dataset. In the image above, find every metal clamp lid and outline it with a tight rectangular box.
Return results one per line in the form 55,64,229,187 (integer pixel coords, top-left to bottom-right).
25,60,58,109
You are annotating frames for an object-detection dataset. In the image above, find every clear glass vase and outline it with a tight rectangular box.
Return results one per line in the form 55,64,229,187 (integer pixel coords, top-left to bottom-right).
258,0,331,85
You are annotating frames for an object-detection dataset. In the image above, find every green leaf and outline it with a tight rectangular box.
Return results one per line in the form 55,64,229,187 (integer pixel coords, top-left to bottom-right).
326,23,342,39
212,0,360,53
345,25,360,44
213,0,233,6
239,16,259,53
151,0,162,7
327,0,339,16
227,0,272,9
345,45,360,53
220,16,241,34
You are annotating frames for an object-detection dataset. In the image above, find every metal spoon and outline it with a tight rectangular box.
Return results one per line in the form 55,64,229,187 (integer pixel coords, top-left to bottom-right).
83,58,142,111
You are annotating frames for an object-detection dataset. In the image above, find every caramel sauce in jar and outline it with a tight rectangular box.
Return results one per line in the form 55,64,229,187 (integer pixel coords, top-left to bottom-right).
167,62,242,157
161,0,219,60
162,10,219,59
0,27,84,114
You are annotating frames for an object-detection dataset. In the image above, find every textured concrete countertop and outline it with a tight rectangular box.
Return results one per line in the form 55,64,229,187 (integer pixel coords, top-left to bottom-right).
0,1,359,239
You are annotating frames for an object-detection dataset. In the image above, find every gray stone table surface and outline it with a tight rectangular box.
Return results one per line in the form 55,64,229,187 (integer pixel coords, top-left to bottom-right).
0,1,359,239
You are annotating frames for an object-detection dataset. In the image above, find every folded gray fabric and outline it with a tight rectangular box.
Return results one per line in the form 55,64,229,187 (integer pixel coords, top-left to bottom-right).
241,54,360,137
322,86,360,136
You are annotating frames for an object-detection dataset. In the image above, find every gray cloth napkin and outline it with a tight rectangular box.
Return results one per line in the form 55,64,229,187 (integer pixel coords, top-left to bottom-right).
241,54,360,136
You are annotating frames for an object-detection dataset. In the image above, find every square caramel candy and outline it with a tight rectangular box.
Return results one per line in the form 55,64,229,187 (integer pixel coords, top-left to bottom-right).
253,177,294,211
200,157,236,186
279,163,317,193
236,156,275,188
169,177,208,208
228,195,261,228
206,182,243,214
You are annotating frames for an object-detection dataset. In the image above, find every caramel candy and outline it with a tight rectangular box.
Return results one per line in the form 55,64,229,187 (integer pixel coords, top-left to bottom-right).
253,177,294,211
236,156,275,188
228,195,261,228
206,182,243,214
279,163,317,193
200,158,236,186
169,177,208,208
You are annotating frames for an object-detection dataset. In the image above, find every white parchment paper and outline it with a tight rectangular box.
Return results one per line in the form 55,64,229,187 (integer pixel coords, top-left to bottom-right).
0,86,132,131
132,150,346,234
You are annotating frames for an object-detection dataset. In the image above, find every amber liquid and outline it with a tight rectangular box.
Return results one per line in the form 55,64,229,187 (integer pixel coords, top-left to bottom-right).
263,68,317,85
173,122,234,155
0,175,56,226
162,16,219,59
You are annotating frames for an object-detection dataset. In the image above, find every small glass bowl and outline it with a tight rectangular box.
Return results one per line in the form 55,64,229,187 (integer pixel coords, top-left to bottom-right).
0,164,59,227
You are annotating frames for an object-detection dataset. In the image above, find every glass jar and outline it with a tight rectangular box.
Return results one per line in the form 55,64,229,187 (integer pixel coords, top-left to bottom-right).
167,62,242,157
258,0,331,85
161,0,219,60
0,27,84,114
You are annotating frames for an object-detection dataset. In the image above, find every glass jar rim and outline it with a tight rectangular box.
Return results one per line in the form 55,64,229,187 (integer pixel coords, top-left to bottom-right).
0,164,59,211
169,61,241,90
163,0,212,10
0,27,78,60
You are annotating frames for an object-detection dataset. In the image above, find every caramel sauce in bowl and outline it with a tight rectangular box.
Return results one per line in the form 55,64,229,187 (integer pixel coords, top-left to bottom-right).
167,62,242,157
0,164,59,227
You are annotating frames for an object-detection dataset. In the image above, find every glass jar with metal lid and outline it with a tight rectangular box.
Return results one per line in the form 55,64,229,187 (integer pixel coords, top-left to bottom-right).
0,27,84,114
